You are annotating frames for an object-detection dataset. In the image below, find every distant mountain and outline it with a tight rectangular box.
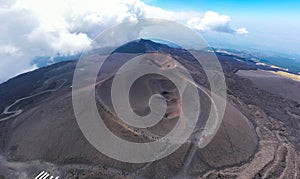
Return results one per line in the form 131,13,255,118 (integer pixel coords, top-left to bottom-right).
148,38,182,49
31,39,181,68
113,38,177,54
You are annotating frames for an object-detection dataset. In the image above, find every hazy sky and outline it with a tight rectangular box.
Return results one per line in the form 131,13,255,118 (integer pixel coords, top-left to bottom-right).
145,0,300,54
0,0,299,83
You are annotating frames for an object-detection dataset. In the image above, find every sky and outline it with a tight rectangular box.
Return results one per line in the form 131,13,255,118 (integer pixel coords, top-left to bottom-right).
146,0,300,53
0,0,299,83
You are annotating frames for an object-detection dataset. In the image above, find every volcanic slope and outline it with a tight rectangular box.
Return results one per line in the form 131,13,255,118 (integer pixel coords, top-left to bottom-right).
0,40,298,178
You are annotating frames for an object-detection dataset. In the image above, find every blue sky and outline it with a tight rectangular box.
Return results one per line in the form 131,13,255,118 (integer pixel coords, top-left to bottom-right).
145,0,300,16
143,0,300,55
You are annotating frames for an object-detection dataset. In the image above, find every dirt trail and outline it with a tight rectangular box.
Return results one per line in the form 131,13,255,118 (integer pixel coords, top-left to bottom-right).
0,79,67,122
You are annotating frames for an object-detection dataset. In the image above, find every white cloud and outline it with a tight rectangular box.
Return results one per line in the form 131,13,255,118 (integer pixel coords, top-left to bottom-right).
0,0,248,83
0,45,20,55
0,44,37,82
187,11,248,34
236,28,249,35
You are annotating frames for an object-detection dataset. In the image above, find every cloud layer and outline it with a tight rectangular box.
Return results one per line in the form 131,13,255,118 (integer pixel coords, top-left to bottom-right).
0,0,248,82
187,11,248,34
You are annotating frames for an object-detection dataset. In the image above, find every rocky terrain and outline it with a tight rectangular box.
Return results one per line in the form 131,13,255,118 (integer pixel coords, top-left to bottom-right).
0,40,299,178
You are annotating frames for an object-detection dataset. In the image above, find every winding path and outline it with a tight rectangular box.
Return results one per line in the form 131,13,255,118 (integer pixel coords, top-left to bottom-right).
0,79,67,122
